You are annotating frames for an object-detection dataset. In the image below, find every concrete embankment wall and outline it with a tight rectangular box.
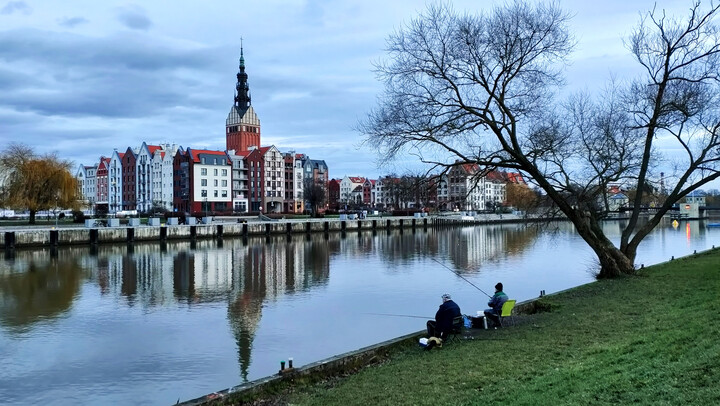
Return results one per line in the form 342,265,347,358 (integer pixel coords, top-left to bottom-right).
2,216,494,249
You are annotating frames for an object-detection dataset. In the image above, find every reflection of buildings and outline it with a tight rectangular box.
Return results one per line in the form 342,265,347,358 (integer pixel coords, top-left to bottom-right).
442,225,538,272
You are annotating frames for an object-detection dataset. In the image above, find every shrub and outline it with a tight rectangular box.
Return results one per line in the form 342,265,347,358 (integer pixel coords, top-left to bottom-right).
72,210,85,223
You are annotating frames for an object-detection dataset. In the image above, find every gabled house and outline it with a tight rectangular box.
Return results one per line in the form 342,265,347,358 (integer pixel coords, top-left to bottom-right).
339,176,365,207
75,164,97,211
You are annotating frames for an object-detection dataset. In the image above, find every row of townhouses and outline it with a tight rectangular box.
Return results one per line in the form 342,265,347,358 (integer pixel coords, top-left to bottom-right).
327,165,526,212
76,48,328,215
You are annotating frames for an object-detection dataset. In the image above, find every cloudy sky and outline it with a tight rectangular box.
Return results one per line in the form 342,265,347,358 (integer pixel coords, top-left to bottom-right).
0,0,697,179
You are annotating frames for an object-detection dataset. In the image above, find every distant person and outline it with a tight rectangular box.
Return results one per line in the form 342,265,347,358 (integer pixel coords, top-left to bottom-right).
484,283,508,328
427,293,461,341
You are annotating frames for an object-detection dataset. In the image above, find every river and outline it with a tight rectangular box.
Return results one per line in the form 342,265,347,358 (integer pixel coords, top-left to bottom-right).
0,219,718,405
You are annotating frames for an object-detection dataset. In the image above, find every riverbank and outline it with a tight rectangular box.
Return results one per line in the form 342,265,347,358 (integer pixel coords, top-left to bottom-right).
202,248,720,405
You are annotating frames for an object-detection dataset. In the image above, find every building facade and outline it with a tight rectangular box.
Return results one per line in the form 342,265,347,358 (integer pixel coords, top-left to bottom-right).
173,148,232,214
75,164,97,211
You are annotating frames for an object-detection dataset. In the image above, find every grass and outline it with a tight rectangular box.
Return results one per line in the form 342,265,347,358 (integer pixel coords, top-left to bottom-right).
277,250,720,405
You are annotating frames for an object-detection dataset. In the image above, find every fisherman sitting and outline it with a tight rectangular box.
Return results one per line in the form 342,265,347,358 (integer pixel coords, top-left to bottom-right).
484,283,508,328
426,293,461,341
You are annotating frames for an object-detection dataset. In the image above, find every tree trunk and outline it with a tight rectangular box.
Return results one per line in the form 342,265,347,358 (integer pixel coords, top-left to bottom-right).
594,241,635,278
29,210,36,225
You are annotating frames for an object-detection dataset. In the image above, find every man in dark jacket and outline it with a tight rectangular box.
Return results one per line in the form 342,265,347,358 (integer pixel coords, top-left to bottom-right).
427,293,461,341
484,282,508,328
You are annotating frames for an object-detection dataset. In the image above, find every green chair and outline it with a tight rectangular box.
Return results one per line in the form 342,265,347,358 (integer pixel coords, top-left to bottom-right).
499,300,516,327
447,315,464,343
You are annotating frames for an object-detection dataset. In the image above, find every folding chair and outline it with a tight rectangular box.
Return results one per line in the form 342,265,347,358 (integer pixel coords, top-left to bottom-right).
499,300,516,327
447,315,464,342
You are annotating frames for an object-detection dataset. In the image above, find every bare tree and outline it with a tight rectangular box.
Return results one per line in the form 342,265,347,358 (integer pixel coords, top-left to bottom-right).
0,143,80,224
361,2,720,278
303,178,326,215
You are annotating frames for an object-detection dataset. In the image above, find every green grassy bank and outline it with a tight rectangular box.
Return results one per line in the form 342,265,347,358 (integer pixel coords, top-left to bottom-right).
271,250,720,405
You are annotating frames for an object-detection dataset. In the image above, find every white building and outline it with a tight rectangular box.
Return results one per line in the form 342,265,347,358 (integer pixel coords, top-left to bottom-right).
339,176,365,206
151,143,180,211
75,164,97,211
228,150,249,213
108,150,124,214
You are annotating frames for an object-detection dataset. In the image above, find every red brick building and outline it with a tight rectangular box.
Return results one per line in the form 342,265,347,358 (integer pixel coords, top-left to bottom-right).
121,147,137,210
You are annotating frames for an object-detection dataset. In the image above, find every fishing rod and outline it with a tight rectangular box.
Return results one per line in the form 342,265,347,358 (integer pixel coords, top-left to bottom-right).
364,313,431,319
430,258,492,298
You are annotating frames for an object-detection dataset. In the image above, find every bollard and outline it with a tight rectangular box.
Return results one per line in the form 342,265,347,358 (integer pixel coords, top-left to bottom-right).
89,229,99,244
288,357,293,368
280,361,285,371
4,231,15,249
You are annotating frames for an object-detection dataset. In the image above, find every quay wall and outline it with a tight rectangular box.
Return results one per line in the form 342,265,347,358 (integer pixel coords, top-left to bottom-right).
1,215,546,249
3,217,439,248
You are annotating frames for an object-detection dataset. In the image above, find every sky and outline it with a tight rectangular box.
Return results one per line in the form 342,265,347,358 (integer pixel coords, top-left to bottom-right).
0,0,700,180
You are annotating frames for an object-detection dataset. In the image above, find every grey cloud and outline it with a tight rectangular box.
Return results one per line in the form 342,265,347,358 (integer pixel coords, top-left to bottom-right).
0,29,228,120
0,1,31,15
58,16,89,28
116,6,152,30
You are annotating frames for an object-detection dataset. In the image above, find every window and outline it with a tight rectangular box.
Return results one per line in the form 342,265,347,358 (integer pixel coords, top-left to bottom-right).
201,179,207,186
222,180,227,187
214,169,218,176
222,190,227,197
201,168,207,175
214,179,218,186
214,190,218,197
222,169,227,176
201,189,207,197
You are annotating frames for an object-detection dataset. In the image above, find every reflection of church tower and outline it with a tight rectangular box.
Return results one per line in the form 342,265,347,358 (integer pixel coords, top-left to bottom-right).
228,247,266,382
226,45,261,152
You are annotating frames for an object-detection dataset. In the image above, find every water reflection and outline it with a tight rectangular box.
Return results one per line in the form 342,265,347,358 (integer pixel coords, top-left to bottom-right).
0,254,82,332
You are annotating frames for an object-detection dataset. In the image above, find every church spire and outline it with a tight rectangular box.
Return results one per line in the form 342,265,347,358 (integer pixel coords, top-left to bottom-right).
234,40,251,109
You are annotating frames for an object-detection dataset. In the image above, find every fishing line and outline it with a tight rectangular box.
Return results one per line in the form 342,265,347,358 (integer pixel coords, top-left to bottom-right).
364,313,431,319
430,258,492,298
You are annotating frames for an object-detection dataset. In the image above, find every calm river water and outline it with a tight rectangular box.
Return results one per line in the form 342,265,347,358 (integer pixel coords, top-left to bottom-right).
1,219,718,405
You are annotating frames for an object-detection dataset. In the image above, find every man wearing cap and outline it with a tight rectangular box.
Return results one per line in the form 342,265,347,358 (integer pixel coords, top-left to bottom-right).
426,293,461,341
484,283,508,328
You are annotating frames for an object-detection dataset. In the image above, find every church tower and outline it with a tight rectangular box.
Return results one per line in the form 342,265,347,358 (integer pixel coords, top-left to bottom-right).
226,45,261,152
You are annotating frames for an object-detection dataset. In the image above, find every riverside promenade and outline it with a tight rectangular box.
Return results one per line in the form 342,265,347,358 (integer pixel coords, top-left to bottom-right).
1,213,533,249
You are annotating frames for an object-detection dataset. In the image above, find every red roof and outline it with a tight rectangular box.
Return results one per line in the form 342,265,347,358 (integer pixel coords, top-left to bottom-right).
348,176,365,183
188,149,229,163
147,145,162,155
117,152,125,159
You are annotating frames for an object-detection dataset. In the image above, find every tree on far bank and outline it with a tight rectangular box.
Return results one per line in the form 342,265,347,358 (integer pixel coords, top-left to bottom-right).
0,143,80,224
506,183,540,214
360,2,720,278
303,178,326,215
